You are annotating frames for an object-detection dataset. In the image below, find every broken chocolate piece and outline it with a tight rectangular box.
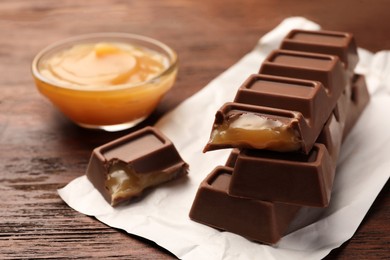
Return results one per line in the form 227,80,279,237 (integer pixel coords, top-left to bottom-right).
86,126,188,206
203,102,307,153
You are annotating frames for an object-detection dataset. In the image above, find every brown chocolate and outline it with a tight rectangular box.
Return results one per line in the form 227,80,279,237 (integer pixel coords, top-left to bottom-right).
259,50,348,95
343,74,370,137
280,29,359,72
190,73,368,244
205,74,349,153
189,166,300,244
317,112,344,164
191,29,369,244
190,74,368,242
227,74,367,207
228,140,335,207
204,50,349,154
234,74,326,119
203,102,309,153
225,149,240,168
86,126,188,206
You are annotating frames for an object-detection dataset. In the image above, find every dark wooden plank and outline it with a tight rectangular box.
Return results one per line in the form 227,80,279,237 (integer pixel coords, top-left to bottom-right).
0,0,389,258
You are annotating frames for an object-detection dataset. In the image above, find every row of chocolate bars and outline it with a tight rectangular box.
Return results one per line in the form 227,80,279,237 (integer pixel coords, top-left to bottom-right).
189,29,370,244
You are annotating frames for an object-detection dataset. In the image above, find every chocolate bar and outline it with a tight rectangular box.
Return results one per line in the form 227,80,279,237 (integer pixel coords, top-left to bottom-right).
280,29,358,73
189,166,301,244
86,126,188,206
190,73,369,243
191,29,369,244
204,72,347,153
226,75,369,207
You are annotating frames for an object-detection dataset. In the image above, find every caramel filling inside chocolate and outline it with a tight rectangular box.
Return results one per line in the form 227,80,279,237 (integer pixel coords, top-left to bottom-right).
209,113,301,152
105,163,177,206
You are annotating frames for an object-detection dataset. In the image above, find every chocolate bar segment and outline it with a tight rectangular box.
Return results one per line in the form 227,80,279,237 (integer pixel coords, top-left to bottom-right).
229,142,334,207
86,126,188,206
280,29,358,72
189,166,300,244
259,49,348,96
234,74,327,119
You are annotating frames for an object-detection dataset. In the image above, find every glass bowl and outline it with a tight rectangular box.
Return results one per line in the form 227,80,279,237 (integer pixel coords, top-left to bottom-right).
32,33,178,131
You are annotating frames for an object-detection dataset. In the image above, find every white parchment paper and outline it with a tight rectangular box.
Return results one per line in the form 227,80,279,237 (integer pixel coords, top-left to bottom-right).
58,17,390,259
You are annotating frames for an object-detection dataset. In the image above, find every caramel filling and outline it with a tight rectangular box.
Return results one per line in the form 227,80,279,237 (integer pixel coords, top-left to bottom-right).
105,164,177,206
209,113,301,152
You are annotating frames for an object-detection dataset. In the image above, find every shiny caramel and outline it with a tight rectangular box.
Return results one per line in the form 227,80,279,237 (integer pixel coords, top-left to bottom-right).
106,163,179,206
209,113,301,152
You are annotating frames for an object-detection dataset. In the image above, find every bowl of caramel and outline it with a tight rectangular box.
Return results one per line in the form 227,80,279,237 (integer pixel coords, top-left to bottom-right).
32,33,178,131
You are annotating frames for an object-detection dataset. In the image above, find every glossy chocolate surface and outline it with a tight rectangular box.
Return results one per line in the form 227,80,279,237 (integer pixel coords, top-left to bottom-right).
191,29,370,244
203,101,308,152
86,126,188,206
280,29,359,71
190,75,368,243
228,74,368,207
259,50,348,95
235,74,322,119
343,74,370,137
231,73,346,153
204,49,349,154
229,141,335,207
189,166,300,244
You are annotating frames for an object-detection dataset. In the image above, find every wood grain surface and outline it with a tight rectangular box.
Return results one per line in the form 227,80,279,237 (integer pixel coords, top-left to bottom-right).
0,0,389,259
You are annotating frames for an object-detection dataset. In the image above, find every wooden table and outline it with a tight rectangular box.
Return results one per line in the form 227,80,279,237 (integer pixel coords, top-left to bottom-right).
1,1,389,259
